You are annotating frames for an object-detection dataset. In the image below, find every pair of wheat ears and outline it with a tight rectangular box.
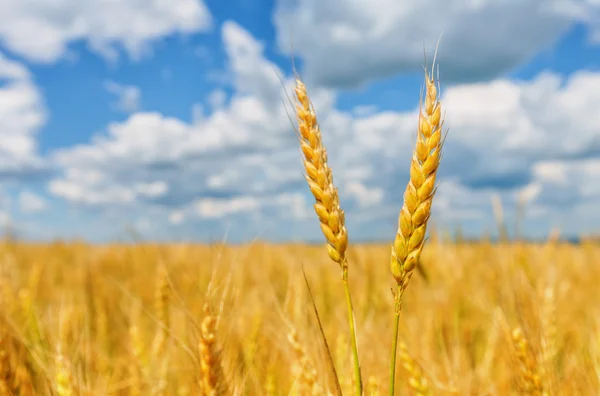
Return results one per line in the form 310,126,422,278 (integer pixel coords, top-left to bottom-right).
291,61,445,395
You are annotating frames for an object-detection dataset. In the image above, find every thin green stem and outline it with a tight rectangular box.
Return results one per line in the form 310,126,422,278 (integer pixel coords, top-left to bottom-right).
389,288,401,396
343,270,363,396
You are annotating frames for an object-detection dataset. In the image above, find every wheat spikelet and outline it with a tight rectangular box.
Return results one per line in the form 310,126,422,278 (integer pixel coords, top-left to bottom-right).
540,286,557,367
0,267,16,316
13,357,34,396
390,66,444,307
287,328,321,396
366,375,381,396
152,263,171,359
591,319,600,387
129,317,145,396
18,289,43,347
94,295,109,376
264,365,276,396
198,303,226,396
177,383,191,396
0,327,12,394
2,324,35,396
55,305,75,396
512,327,546,395
55,349,74,396
293,79,348,275
334,333,351,393
398,341,431,395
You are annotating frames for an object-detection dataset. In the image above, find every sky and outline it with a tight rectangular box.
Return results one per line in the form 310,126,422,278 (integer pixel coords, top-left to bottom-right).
0,0,600,243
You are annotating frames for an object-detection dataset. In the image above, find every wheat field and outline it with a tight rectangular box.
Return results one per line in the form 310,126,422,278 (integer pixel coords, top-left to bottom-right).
1,238,600,395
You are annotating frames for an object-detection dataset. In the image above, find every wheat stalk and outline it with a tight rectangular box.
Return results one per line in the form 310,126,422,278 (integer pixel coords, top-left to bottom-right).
293,78,362,394
389,64,445,395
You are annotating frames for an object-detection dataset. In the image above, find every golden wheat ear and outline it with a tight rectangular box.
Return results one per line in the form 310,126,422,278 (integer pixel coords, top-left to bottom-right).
293,79,349,275
198,303,227,395
291,77,363,395
390,65,444,303
389,62,446,395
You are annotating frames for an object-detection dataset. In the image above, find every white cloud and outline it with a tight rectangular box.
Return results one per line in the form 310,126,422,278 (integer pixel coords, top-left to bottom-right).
19,191,46,213
345,182,384,208
105,81,141,113
352,105,378,117
134,217,153,232
0,52,46,176
532,161,568,186
169,210,185,224
0,0,212,63
47,21,600,240
195,196,260,218
222,21,288,104
136,181,169,198
274,0,600,87
208,89,227,110
49,22,306,221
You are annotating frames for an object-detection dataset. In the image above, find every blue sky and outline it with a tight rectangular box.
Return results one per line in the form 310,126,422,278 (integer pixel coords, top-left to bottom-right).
1,0,600,242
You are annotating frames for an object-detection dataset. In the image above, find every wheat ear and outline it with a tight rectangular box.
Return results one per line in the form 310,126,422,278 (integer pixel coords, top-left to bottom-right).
389,65,444,395
0,327,12,394
152,263,171,358
512,327,546,395
294,79,349,271
198,303,226,396
293,78,362,394
399,341,431,395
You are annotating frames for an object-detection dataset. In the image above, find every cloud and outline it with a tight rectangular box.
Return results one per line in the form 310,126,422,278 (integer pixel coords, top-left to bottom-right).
345,182,384,208
19,191,47,213
274,0,600,87
49,22,311,228
222,21,289,105
441,71,600,185
0,52,47,179
48,21,600,241
207,89,227,110
0,0,213,63
105,81,141,113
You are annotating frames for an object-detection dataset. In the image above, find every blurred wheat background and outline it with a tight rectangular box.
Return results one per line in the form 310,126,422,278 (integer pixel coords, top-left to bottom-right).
1,234,600,395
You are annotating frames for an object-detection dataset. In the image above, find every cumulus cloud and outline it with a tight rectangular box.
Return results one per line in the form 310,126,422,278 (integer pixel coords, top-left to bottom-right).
0,53,47,178
105,81,141,113
441,71,600,187
274,0,600,87
19,191,46,213
48,21,600,240
49,21,314,230
0,0,212,63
